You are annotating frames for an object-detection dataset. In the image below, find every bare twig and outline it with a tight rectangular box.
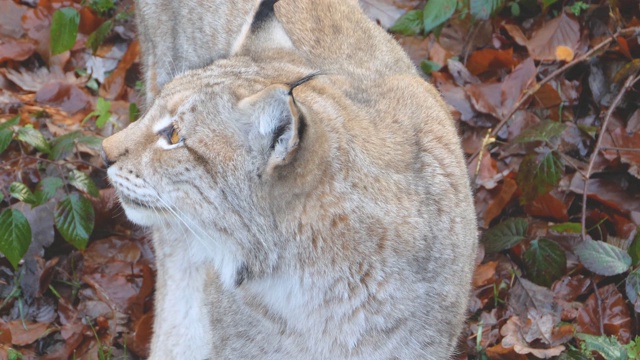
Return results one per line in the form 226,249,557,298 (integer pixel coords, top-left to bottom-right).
600,146,640,152
466,27,640,166
580,74,639,240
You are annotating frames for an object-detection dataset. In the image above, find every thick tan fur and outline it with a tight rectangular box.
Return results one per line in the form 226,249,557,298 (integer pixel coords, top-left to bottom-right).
103,0,478,358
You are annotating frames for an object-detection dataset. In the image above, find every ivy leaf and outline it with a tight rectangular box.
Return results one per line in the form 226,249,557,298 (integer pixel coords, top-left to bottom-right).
16,126,50,154
517,150,563,204
49,131,81,160
471,0,506,20
575,239,632,276
34,177,64,204
422,0,457,34
482,218,529,253
68,170,99,198
9,182,37,205
50,8,80,55
389,10,423,35
87,20,113,54
54,193,94,250
0,209,32,269
523,238,567,287
513,120,566,144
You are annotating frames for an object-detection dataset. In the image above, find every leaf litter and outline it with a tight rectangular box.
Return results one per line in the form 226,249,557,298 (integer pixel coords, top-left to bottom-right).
0,0,639,359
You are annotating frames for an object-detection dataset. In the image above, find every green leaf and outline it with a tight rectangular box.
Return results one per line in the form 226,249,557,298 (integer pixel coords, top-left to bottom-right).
78,135,103,149
49,131,81,160
87,20,113,54
523,238,567,287
0,129,13,155
576,333,628,360
541,0,560,8
482,218,529,253
628,230,640,266
83,98,112,128
0,115,19,130
626,269,640,310
422,0,457,34
0,209,32,269
513,120,566,144
68,170,99,197
420,60,442,75
16,126,50,154
89,0,115,14
389,10,424,35
549,222,582,233
128,103,140,122
470,0,505,20
50,8,80,55
0,192,4,203
34,177,64,204
570,1,589,16
54,193,94,250
9,182,37,205
517,150,563,203
575,239,632,276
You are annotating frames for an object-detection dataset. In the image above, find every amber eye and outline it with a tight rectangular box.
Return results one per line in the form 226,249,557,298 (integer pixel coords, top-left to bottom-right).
169,127,181,145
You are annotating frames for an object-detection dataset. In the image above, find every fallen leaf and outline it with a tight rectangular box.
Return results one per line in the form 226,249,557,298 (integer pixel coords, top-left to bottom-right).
473,261,498,287
483,178,518,226
467,48,518,75
526,12,580,61
8,320,50,346
35,81,91,115
576,284,631,343
500,316,565,358
0,38,35,62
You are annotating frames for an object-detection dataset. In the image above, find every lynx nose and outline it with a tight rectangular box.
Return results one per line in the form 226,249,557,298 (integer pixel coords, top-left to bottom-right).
101,148,115,168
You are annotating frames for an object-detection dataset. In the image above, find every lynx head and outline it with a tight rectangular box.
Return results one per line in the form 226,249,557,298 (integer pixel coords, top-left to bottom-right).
102,61,326,281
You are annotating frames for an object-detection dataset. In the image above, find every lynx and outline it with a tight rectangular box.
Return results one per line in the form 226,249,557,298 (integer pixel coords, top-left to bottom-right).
102,0,478,358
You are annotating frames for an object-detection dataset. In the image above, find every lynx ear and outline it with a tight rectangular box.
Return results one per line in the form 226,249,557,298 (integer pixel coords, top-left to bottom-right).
232,0,293,55
239,85,302,176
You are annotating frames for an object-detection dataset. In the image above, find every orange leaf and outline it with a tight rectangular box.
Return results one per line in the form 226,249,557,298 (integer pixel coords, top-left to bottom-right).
467,48,518,75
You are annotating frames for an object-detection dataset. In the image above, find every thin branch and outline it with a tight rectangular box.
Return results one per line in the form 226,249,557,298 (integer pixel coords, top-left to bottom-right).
591,280,605,336
600,146,640,152
466,27,640,166
580,74,639,240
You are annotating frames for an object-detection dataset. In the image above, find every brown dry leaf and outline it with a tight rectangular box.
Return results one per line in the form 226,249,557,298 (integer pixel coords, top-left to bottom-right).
35,81,91,115
432,71,476,122
475,151,499,189
466,48,518,75
526,12,580,61
0,0,27,38
533,83,562,108
8,320,50,346
396,35,430,65
473,261,498,287
500,316,565,358
569,175,640,213
100,40,140,100
486,342,528,360
482,178,518,227
576,284,631,343
524,191,569,222
465,58,536,120
0,320,11,344
602,127,640,179
0,38,35,62
502,24,528,46
125,311,153,358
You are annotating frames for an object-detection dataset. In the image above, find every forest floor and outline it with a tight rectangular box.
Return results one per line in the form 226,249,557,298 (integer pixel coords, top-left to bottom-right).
0,0,639,359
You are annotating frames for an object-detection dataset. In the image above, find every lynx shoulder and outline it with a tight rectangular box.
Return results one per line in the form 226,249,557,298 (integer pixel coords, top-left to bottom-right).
103,0,478,358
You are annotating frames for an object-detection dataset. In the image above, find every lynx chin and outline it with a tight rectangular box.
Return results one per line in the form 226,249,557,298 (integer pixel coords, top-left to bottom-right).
102,0,478,358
